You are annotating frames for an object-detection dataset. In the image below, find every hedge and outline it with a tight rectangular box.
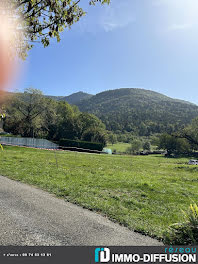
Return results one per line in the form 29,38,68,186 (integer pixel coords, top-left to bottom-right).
59,139,104,151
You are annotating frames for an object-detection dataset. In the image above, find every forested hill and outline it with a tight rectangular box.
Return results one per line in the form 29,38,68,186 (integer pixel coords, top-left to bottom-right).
63,91,93,104
46,91,93,104
74,88,198,135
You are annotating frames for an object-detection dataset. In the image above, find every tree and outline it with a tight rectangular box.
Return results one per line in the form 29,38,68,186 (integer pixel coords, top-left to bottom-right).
178,117,198,150
6,0,110,57
78,112,105,133
143,141,151,151
0,109,6,132
108,133,117,145
4,88,47,137
4,89,108,142
53,101,79,140
82,127,107,146
158,134,190,156
52,107,106,141
39,97,58,139
127,139,142,154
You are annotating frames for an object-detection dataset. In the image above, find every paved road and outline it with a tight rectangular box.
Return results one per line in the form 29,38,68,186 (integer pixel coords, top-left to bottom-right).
0,175,162,246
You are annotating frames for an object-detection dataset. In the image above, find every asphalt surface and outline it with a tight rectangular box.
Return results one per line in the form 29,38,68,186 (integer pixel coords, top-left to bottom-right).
0,175,162,246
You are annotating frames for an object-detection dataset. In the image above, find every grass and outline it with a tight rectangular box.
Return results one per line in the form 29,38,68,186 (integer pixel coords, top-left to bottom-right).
107,142,131,153
0,146,198,241
106,142,158,153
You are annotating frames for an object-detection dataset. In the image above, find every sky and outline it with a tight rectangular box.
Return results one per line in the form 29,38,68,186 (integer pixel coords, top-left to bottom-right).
13,0,198,104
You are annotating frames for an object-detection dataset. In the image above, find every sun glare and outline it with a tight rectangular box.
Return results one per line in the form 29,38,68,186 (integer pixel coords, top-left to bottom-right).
166,0,198,22
0,3,24,102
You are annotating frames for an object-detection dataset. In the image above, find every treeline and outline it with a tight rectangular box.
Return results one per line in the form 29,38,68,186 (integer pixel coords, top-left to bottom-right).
110,117,198,156
3,88,198,156
3,89,107,146
157,117,198,156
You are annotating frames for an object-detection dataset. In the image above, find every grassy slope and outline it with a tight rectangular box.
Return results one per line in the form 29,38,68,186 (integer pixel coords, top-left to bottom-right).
0,146,197,240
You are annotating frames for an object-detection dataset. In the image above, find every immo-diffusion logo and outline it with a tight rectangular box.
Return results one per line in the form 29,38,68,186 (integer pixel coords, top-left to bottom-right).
94,247,197,263
95,248,110,263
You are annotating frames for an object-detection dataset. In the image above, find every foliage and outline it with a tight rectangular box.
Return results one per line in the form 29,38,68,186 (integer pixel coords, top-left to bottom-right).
78,112,105,132
0,109,6,133
62,91,93,104
9,0,110,57
4,89,107,144
164,203,198,245
75,88,198,136
4,88,47,137
179,117,198,150
158,134,191,156
126,139,142,154
53,100,80,140
116,133,134,143
82,127,107,146
143,141,151,151
1,146,198,240
108,133,117,145
150,135,160,146
59,138,104,151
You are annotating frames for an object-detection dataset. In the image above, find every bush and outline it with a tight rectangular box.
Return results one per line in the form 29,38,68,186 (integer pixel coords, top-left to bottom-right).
112,149,117,154
158,134,191,156
143,141,151,151
59,139,104,151
163,203,198,245
81,128,107,146
126,139,142,154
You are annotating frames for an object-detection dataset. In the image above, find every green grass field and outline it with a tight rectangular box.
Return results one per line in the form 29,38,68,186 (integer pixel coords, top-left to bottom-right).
0,146,197,241
107,142,131,153
106,142,158,153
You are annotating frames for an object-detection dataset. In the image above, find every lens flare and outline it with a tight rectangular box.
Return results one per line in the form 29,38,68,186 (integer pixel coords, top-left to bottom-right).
0,2,24,103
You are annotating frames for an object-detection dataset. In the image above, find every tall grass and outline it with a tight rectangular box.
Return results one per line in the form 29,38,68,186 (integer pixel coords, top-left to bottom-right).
164,203,198,245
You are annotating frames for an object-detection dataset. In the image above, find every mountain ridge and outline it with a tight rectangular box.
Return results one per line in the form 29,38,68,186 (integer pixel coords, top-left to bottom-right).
46,91,93,104
5,88,198,136
76,88,196,106
72,88,198,135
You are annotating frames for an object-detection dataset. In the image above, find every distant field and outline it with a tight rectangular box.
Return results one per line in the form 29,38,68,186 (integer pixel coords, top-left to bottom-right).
107,142,131,153
0,146,197,241
107,142,158,153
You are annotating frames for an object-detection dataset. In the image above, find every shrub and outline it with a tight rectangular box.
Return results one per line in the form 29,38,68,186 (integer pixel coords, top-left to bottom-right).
126,140,142,154
59,139,104,151
158,134,191,156
163,203,198,245
143,141,151,151
81,128,107,146
112,149,117,154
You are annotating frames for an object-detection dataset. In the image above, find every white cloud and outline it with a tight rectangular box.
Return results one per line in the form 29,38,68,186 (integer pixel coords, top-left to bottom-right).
75,0,135,34
101,19,135,33
99,2,135,32
102,22,118,32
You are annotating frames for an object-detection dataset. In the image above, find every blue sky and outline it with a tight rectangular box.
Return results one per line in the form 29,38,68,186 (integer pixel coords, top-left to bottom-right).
14,0,198,104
